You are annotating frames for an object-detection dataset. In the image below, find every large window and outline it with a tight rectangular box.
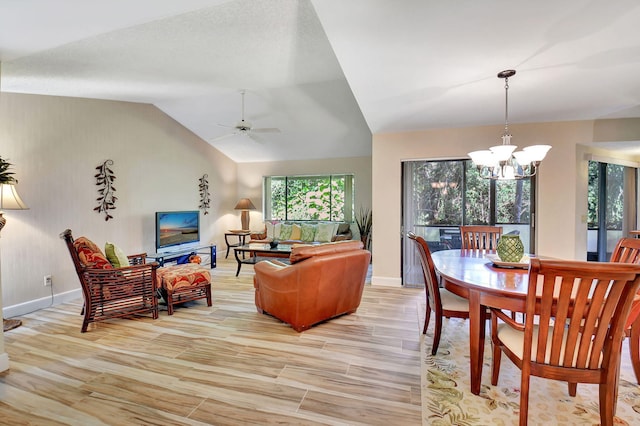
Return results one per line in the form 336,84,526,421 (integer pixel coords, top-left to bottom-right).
403,159,534,286
264,174,354,222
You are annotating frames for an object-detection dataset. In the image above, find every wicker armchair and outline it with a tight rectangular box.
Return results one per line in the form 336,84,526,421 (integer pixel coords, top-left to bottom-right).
61,229,159,332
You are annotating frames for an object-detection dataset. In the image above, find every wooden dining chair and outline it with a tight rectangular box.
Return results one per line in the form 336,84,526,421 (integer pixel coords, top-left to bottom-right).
408,232,470,355
459,225,502,250
490,258,640,426
610,237,640,384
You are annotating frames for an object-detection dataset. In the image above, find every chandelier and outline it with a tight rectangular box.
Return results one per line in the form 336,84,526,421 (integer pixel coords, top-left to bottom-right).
468,70,551,180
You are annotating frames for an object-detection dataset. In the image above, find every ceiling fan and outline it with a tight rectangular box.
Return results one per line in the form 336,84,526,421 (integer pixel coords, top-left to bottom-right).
213,90,280,142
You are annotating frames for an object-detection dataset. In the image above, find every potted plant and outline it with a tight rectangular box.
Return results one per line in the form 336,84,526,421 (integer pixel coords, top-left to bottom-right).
0,156,17,184
355,206,372,251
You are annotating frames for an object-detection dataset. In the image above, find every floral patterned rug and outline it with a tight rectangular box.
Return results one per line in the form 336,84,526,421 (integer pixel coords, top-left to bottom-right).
421,316,640,425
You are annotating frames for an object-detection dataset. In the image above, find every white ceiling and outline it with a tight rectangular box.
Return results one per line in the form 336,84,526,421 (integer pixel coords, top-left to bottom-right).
2,0,640,162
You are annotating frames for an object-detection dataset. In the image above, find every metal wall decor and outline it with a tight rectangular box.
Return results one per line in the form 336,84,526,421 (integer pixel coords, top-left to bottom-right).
199,174,211,215
94,159,117,221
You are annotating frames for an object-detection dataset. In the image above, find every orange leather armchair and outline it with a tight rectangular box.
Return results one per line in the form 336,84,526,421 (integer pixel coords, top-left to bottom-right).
253,240,371,332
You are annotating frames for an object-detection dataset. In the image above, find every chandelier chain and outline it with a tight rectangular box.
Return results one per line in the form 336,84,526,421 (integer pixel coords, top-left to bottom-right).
504,76,509,136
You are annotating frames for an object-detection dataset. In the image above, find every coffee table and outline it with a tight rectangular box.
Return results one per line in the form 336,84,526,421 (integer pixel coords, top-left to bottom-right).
233,243,293,276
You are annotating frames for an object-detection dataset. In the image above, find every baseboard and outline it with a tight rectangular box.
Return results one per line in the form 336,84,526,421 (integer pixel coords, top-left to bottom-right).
371,276,402,287
0,352,9,373
2,288,82,319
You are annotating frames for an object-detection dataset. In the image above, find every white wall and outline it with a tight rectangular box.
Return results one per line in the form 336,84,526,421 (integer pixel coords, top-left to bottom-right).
0,93,237,315
371,119,640,287
236,157,372,232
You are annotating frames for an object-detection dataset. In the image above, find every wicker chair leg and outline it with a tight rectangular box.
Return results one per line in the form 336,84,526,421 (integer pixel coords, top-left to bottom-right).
206,284,212,307
166,290,175,316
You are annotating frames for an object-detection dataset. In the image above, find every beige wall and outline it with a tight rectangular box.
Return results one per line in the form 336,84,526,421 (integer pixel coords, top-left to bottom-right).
236,157,372,233
0,93,237,315
371,119,640,287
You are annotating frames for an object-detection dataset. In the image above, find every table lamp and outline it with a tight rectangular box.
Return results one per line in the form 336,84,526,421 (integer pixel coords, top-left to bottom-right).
0,183,29,332
234,198,256,231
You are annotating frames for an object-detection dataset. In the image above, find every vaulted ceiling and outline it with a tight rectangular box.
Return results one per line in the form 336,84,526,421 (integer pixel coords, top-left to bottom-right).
2,0,640,162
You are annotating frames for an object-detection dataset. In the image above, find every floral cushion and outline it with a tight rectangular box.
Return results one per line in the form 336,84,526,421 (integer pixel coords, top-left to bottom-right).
156,263,211,291
278,224,293,240
73,237,113,269
300,223,316,242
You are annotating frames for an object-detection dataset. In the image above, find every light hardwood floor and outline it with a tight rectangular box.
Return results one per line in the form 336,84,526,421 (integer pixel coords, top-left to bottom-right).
0,257,424,425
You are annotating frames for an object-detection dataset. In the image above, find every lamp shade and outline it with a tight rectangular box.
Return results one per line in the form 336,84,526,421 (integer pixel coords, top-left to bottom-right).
234,198,256,210
0,184,28,210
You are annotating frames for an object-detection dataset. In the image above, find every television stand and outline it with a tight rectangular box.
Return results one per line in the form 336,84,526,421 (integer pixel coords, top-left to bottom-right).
146,244,216,269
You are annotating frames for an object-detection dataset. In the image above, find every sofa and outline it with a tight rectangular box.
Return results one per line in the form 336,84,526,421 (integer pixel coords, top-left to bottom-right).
250,221,352,244
253,240,371,332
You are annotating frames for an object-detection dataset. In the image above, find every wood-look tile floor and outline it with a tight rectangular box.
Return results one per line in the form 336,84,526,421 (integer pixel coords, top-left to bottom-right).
0,258,424,425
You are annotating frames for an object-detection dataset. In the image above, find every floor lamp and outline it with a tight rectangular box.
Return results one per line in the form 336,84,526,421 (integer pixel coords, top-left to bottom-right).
0,183,29,332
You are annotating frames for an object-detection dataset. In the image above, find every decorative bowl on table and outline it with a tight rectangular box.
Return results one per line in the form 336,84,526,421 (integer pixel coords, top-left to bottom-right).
269,240,279,248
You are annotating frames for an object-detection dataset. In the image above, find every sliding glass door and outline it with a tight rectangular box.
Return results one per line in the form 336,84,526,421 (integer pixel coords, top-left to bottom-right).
587,161,638,261
402,159,535,287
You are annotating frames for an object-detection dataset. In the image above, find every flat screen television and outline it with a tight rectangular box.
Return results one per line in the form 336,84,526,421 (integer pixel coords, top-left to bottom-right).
155,210,200,250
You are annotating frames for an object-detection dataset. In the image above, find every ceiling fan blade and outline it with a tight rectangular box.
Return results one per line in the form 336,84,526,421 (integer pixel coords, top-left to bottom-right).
252,127,281,134
217,123,235,129
209,133,236,142
248,133,264,143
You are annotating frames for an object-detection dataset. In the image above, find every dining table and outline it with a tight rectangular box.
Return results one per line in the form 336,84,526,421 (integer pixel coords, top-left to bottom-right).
430,248,530,395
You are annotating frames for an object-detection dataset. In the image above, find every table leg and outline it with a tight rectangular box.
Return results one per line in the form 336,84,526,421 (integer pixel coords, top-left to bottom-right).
225,234,232,258
467,290,485,395
234,249,243,276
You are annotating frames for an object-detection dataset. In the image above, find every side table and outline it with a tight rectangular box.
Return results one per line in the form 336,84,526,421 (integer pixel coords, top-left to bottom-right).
225,231,251,258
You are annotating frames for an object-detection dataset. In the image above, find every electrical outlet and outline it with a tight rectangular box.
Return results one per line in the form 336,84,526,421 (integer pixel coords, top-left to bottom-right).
44,275,52,287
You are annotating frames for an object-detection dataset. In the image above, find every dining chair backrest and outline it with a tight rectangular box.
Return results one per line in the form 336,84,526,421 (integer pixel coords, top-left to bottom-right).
524,258,640,372
610,237,640,328
610,237,640,264
407,232,441,312
459,225,502,250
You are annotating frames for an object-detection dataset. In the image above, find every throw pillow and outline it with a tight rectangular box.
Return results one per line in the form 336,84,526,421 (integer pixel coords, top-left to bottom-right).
73,237,113,269
105,241,130,268
315,223,336,243
337,222,351,235
279,223,293,240
300,223,317,242
289,224,302,240
265,222,274,239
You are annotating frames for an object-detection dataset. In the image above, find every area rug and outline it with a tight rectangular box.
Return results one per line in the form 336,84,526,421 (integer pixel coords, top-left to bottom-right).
421,316,640,425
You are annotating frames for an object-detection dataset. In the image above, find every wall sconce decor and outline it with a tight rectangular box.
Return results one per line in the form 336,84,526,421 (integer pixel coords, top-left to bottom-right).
94,159,117,221
199,174,210,215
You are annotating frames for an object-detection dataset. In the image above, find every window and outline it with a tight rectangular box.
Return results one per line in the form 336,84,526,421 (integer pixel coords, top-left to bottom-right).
264,174,354,222
408,159,531,229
